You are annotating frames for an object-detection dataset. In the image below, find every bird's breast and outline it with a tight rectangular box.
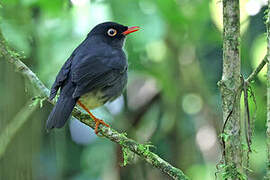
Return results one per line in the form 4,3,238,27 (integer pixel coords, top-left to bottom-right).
79,71,128,110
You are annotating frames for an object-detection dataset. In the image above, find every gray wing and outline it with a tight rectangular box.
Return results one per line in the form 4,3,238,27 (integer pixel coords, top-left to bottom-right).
71,54,127,98
49,42,85,100
49,56,73,100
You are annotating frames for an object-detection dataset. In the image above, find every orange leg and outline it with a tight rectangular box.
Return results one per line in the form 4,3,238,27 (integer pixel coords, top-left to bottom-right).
77,100,110,134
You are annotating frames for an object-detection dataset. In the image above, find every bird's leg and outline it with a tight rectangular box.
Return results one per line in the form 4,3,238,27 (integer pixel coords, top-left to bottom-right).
77,100,110,134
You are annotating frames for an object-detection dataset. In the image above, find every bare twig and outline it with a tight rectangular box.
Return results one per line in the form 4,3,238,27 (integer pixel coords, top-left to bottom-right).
243,78,252,176
246,55,268,85
0,31,188,180
242,78,252,153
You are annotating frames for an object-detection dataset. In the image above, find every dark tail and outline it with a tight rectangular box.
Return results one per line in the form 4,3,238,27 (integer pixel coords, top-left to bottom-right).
46,94,77,129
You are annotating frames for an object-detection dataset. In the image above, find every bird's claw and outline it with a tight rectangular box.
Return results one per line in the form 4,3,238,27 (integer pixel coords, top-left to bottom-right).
93,118,110,135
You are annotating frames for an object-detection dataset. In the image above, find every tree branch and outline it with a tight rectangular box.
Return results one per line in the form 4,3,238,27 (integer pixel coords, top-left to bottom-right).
246,55,268,84
0,31,189,180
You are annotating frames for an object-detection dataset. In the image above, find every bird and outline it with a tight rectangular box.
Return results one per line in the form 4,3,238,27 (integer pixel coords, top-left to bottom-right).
46,22,140,134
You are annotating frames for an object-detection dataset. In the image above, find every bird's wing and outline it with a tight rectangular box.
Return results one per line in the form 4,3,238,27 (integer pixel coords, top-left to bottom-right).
71,53,127,98
49,56,73,100
49,39,88,100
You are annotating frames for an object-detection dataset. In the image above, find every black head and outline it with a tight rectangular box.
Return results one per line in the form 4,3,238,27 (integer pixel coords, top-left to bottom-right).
88,22,140,48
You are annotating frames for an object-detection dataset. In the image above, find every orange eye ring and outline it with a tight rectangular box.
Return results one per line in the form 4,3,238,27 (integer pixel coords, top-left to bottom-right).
107,28,117,36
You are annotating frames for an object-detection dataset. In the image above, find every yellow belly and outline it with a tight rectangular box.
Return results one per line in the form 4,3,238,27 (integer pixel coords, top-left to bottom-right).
79,91,105,110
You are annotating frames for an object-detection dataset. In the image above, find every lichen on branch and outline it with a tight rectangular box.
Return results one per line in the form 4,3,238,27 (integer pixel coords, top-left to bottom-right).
218,0,244,178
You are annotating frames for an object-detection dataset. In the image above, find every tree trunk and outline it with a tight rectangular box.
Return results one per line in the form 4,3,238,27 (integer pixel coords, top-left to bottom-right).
219,0,243,178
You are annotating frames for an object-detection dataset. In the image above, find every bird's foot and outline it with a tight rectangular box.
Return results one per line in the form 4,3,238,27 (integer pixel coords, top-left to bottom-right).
93,117,110,135
77,100,110,135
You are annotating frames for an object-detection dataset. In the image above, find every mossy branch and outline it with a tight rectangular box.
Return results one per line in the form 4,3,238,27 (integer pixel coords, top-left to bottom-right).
0,31,188,180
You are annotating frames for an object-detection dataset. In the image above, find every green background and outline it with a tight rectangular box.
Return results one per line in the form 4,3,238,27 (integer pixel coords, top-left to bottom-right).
0,0,268,179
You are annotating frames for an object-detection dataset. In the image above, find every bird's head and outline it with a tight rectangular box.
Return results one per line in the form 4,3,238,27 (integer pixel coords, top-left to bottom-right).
88,22,140,48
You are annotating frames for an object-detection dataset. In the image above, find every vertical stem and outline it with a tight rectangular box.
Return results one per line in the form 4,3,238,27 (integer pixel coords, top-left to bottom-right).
266,1,270,178
219,0,243,178
0,100,38,159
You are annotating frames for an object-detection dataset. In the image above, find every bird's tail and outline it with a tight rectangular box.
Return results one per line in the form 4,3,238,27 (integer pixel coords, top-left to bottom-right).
46,94,77,129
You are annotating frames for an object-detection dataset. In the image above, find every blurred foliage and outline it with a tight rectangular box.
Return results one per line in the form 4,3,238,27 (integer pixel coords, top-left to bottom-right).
0,0,268,180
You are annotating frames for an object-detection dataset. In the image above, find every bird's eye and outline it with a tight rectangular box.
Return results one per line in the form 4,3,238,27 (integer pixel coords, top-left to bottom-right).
107,28,117,37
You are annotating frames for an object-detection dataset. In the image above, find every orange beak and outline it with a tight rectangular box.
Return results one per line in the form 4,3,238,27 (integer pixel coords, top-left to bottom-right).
122,26,140,35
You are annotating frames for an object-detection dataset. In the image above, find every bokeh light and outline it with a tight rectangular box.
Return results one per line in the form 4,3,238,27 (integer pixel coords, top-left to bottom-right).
70,0,88,6
182,94,203,115
196,125,217,152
